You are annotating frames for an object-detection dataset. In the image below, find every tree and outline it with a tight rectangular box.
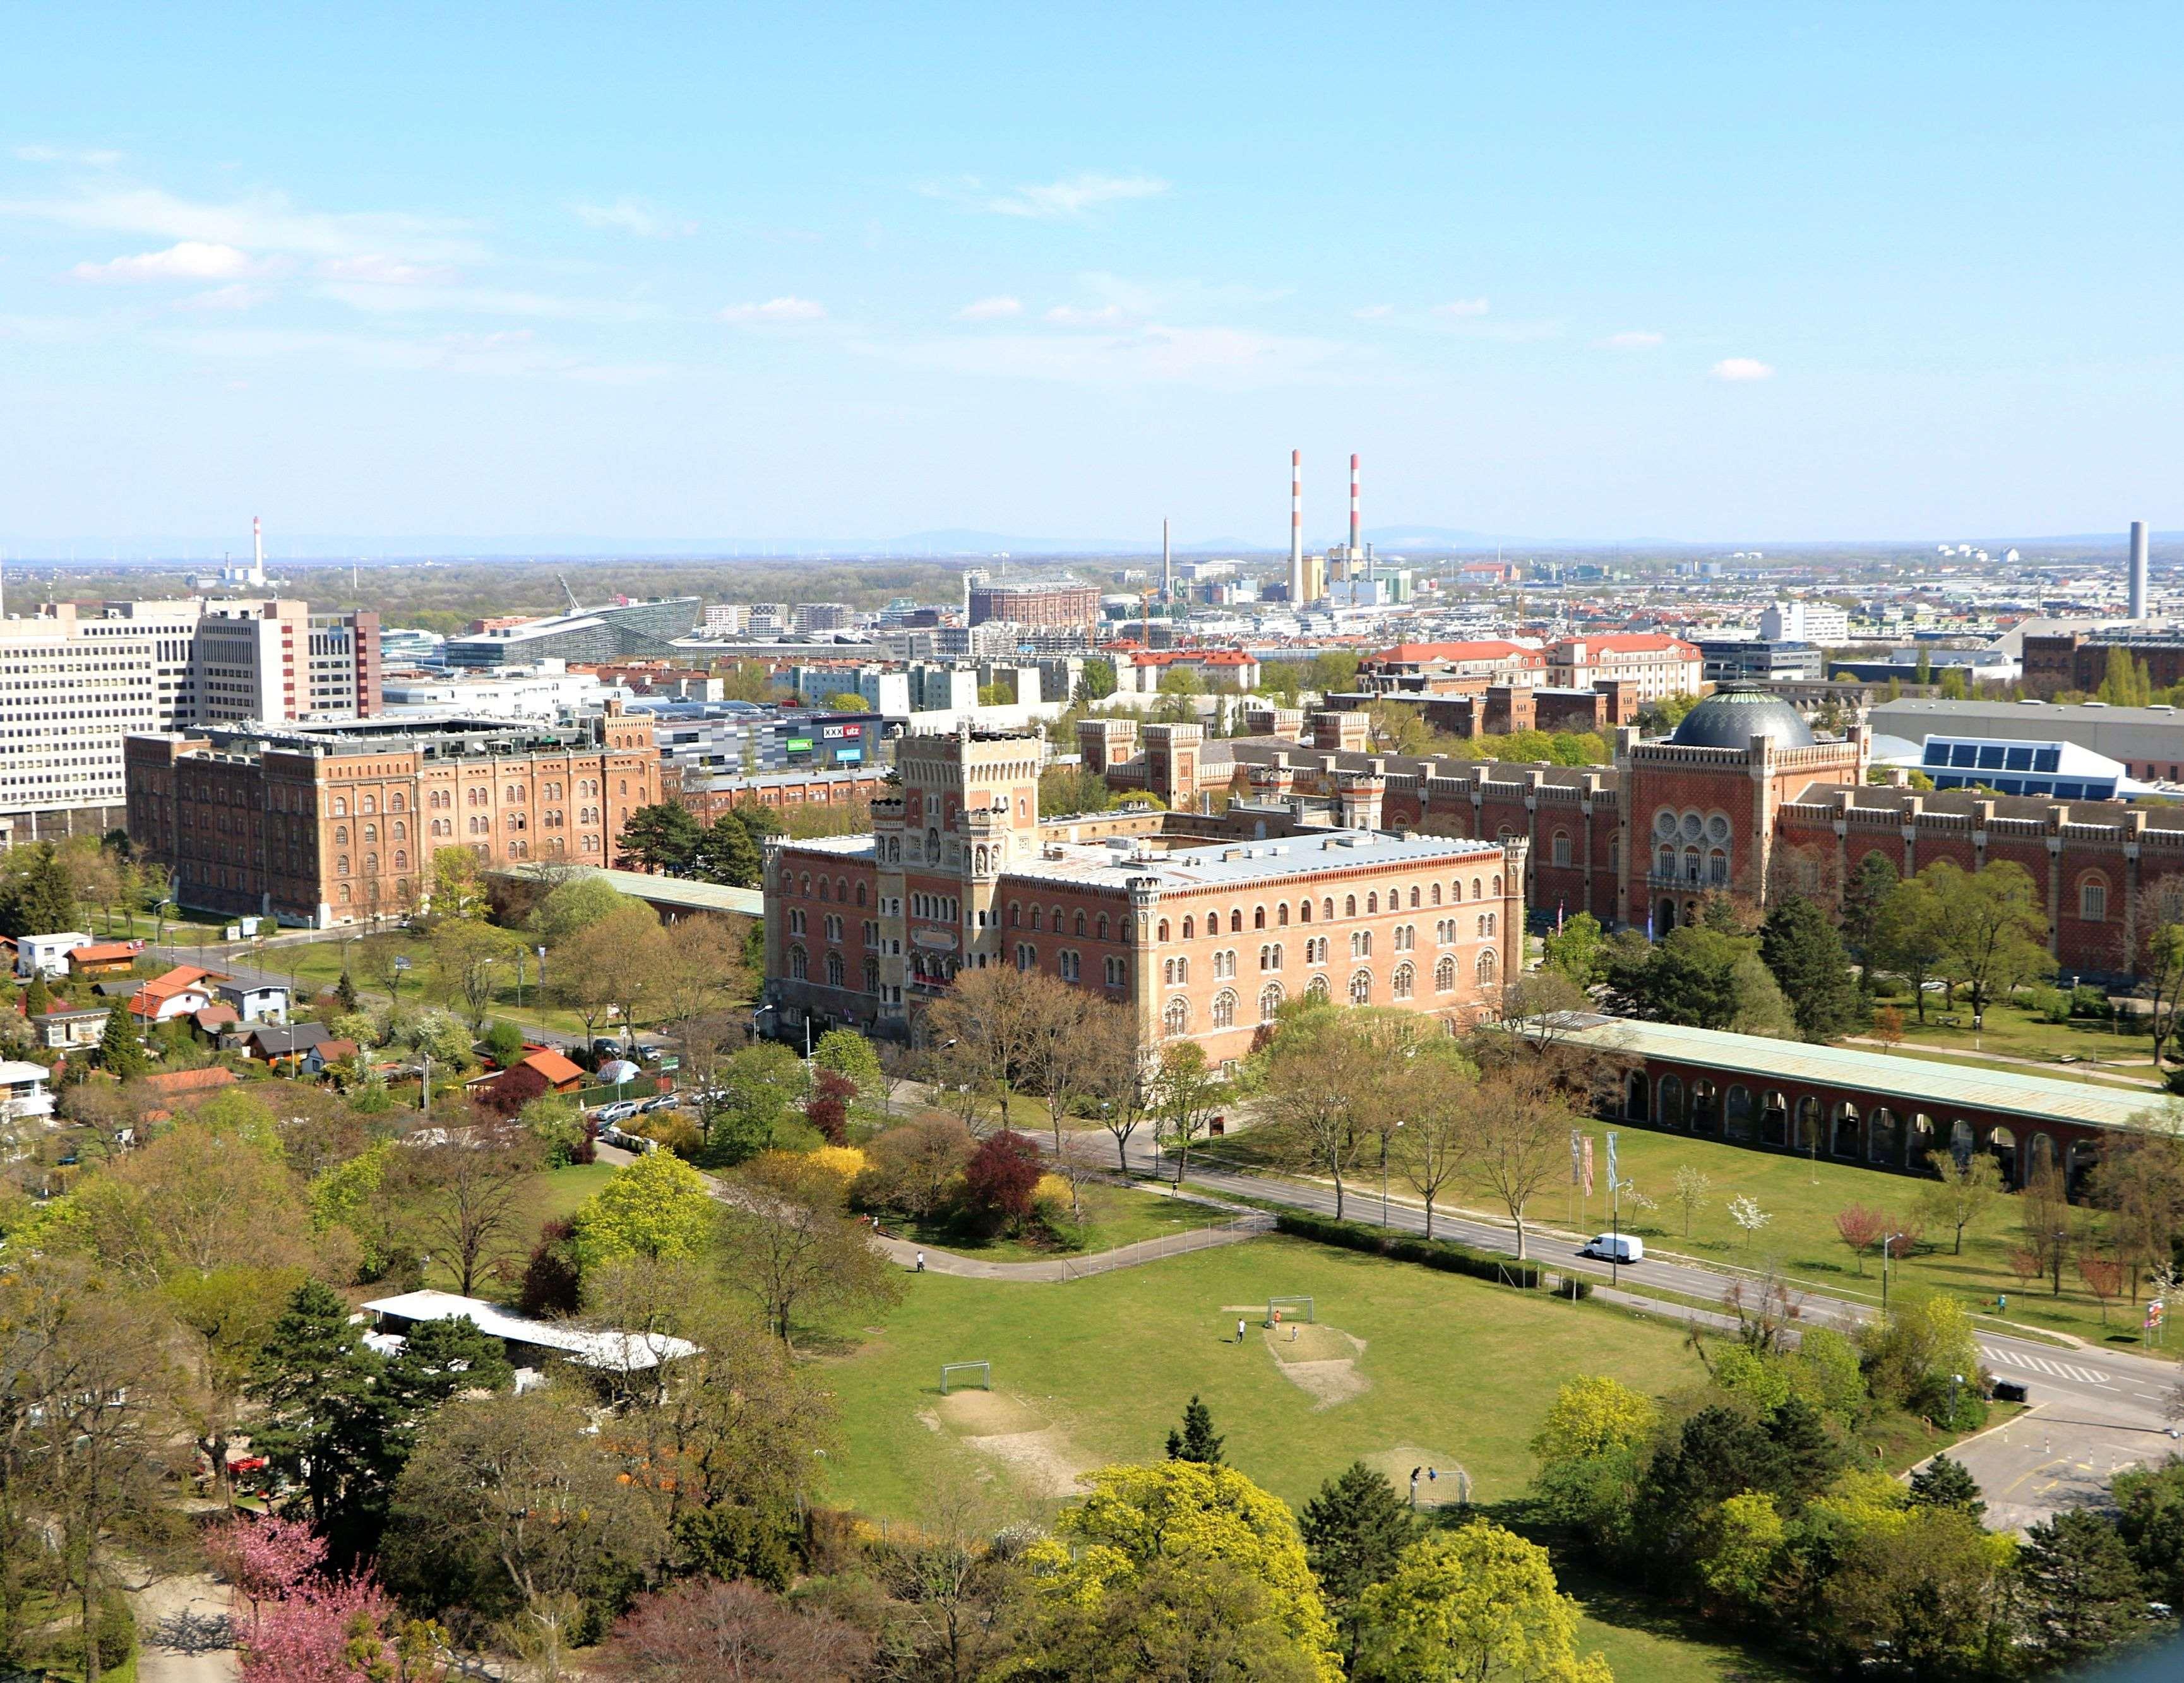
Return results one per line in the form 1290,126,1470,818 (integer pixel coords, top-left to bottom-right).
811,1026,883,1103
1255,1004,1382,1220
859,1115,974,1220
1908,1453,1986,1520
552,901,664,1047
0,843,83,937
2090,1131,2184,1299
1078,656,1118,700
247,1280,397,1557
1923,859,2054,1029
1541,910,1607,988
1841,849,1901,982
1025,986,1105,1162
1856,1289,1981,1414
1824,1506,2012,1678
1360,1523,1611,1683
574,1150,717,1266
2024,1161,2075,1296
356,932,417,1005
431,917,518,1033
615,802,705,874
924,965,1065,1132
1013,1461,1341,1682
1870,873,1949,1020
482,1017,525,1067
1152,1041,1223,1186
1760,896,1868,1041
703,1042,807,1165
1918,1150,2003,1255
429,845,487,922
1833,1203,1890,1275
719,1151,902,1347
2019,1507,2144,1667
1672,1165,1714,1240
689,812,764,886
524,874,633,949
1390,1039,1476,1239
1165,1395,1225,1465
1470,1062,1573,1261
382,1388,664,1633
95,998,148,1076
960,1129,1044,1230
1038,763,1116,818
2098,646,2153,707
1300,1461,1415,1675
2077,1251,2127,1324
2113,1458,2184,1610
597,1578,871,1682
1085,1009,1155,1174
395,1120,542,1297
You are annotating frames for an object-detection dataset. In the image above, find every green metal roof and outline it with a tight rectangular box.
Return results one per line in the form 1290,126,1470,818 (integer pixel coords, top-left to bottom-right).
489,864,763,919
1551,1014,2173,1134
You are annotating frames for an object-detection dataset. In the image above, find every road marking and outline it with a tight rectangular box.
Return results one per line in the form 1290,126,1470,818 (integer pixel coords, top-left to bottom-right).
1986,1348,2115,1387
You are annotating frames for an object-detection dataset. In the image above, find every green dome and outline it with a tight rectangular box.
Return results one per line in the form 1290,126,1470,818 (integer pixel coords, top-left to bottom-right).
1669,686,1815,751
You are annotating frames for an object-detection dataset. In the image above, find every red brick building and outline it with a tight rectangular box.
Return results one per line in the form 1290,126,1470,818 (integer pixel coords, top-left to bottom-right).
761,728,1522,1067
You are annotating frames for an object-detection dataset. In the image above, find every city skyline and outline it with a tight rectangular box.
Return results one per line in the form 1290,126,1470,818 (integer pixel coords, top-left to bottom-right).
4,3,2181,547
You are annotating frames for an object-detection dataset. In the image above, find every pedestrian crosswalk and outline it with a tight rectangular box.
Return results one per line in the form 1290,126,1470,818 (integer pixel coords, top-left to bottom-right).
1984,1345,2113,1387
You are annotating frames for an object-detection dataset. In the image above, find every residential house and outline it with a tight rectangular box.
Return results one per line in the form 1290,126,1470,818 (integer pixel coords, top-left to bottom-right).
16,934,92,979
0,1062,55,1123
236,1021,333,1065
32,1004,108,1052
130,966,220,1025
66,940,145,978
215,979,289,1024
191,1003,241,1038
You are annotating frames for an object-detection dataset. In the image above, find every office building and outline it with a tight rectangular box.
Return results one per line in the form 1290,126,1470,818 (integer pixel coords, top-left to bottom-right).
1696,638,1824,684
1760,601,1851,644
443,598,701,669
966,578,1101,632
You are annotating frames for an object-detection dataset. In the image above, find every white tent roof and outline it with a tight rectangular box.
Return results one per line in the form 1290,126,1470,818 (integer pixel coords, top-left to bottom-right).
362,1289,697,1372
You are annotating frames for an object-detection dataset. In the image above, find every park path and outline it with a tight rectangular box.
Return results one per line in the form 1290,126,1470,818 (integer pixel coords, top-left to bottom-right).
1838,1035,2161,1088
871,1211,1272,1282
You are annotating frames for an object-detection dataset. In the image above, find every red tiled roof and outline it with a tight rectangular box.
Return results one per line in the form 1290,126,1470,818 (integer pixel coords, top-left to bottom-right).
1368,641,1543,665
520,1048,585,1086
68,941,143,965
138,1067,239,1095
1554,634,1698,655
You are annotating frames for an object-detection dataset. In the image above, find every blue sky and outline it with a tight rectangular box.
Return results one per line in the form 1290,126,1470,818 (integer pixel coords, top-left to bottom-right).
3,3,2181,551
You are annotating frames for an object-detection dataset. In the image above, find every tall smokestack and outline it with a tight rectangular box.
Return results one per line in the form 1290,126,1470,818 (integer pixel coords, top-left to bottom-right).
1162,518,1172,602
1288,450,1304,602
1348,454,1361,566
2130,520,2151,620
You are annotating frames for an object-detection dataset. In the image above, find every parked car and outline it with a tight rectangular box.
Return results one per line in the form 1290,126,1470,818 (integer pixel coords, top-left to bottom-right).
1578,1233,1644,1264
594,1100,641,1124
637,1092,680,1113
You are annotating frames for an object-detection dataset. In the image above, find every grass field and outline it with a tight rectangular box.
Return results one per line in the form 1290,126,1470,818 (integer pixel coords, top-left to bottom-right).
820,1234,1709,1519
1582,1127,2173,1348
1862,998,2161,1081
886,1179,1231,1260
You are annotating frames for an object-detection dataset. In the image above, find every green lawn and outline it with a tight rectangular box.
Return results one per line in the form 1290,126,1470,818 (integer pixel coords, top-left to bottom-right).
1592,1127,2167,1348
530,1160,616,1228
239,933,602,1038
1863,998,2161,1080
888,1179,1231,1260
818,1234,1710,1520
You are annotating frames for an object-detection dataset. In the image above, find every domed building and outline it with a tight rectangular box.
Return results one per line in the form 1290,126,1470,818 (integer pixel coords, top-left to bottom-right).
1668,685,1816,752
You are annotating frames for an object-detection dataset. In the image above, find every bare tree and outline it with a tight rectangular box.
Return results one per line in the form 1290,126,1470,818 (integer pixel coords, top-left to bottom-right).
1152,1042,1223,1186
1468,1061,1575,1261
1390,1042,1476,1238
1027,985,1103,1159
396,1118,543,1296
2127,875,2184,1067
1258,1009,1386,1222
652,915,751,1055
597,1578,872,1683
1085,1012,1156,1174
924,966,1069,1133
552,902,659,1048
719,1152,903,1348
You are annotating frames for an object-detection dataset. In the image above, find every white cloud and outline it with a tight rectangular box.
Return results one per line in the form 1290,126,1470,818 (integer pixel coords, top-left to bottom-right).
1599,330,1665,349
1044,303,1126,327
1711,356,1775,381
177,283,272,312
719,295,827,324
1353,304,1394,320
15,145,123,167
318,253,460,286
955,295,1022,321
574,198,696,238
1432,297,1490,318
0,183,484,264
69,241,258,282
980,172,1168,220
860,321,1352,390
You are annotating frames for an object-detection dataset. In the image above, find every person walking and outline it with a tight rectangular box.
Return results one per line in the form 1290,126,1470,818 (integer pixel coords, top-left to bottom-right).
915,1250,926,1273
1236,1317,1246,1345
1409,1467,1421,1508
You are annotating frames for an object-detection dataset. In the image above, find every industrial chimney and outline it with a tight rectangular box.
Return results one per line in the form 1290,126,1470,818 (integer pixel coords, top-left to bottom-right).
1288,450,1304,604
1162,518,1173,603
1349,454,1362,566
2130,520,2151,620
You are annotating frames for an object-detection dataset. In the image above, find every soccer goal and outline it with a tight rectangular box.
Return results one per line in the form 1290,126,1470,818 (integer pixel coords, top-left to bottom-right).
940,1360,992,1395
1267,1295,1316,1326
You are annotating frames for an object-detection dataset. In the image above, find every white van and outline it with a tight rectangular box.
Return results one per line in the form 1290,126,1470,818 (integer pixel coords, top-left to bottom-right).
1580,1234,1643,1264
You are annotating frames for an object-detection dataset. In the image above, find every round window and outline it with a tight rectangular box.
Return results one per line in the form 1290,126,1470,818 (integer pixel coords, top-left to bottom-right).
1680,811,1704,842
1706,814,1731,842
1654,809,1678,839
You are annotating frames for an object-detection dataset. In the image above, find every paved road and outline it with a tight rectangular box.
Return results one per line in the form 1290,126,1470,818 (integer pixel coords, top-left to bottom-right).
1081,1131,2184,1522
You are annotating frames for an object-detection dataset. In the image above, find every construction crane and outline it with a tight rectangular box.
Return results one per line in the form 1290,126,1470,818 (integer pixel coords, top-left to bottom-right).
556,573,582,614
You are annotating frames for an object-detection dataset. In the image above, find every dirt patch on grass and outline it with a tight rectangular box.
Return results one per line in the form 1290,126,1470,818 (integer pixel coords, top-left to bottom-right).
921,1391,1091,1499
1264,1323,1368,1408
1364,1445,1470,1512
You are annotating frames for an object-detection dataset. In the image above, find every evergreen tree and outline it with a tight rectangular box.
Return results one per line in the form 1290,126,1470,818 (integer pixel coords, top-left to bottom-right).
691,814,763,887
1164,1394,1224,1465
23,973,51,1016
247,1280,398,1560
1840,850,1899,980
614,802,705,874
334,968,360,1013
2019,1507,2144,1667
1907,1454,1986,1521
0,843,83,938
97,999,148,1077
1760,897,1869,1042
1300,1460,1416,1672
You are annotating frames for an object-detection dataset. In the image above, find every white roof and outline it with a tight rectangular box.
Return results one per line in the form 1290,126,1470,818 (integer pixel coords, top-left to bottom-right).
362,1288,698,1372
0,1061,50,1085
1008,827,1504,893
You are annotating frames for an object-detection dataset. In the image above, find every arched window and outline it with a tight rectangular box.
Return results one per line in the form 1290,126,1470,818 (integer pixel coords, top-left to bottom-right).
818,877,831,903
1725,1084,1755,1141
1833,1100,1863,1159
394,850,407,871
1986,1124,2019,1185
857,883,868,907
1658,1074,1686,1129
1254,906,1267,929
1392,963,1414,1001
1870,1107,1901,1165
1097,913,1110,940
1551,830,1571,867
363,853,378,876
1691,1079,1720,1135
1307,974,1330,1002
1493,874,1503,895
862,956,880,992
1909,1113,1936,1169
1075,910,1087,936
1260,984,1284,1021
1760,1091,1788,1146
1212,990,1237,1030
1708,848,1729,887
825,951,845,987
1181,915,1193,939
335,826,349,845
1277,902,1290,926
1471,877,1483,900
1431,883,1442,905
1409,886,1421,908
1321,898,1334,921
337,854,350,876
1435,956,1455,992
2079,875,2109,922
789,945,808,980
1229,910,1243,933
1348,970,1372,1006
1163,997,1190,1038
1351,931,1371,958
1626,1071,1650,1121
1476,948,1498,986
1366,892,1379,914
333,797,348,818
1795,1095,1822,1151
1344,895,1357,918
1157,919,1171,941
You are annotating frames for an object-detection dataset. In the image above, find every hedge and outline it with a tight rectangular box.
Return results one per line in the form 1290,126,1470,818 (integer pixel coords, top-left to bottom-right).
1274,1210,1543,1288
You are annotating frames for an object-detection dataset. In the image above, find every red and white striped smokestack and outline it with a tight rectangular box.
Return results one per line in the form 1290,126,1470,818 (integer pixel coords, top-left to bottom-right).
1348,454,1361,560
1288,449,1303,600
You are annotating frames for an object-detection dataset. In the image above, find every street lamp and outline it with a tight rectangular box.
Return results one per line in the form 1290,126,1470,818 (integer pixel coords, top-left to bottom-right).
1882,1232,1904,1312
1949,1372,1964,1430
1381,1119,1404,1227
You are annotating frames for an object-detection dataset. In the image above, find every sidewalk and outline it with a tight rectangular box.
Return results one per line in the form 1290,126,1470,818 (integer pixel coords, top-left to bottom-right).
871,1215,1271,1283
